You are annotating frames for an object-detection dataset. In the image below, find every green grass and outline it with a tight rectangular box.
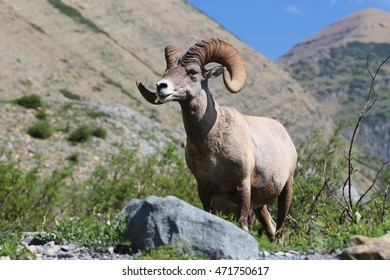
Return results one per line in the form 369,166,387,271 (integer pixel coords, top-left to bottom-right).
0,127,388,259
135,245,208,260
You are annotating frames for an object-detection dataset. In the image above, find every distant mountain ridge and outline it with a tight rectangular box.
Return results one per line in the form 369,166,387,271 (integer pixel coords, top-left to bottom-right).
278,8,390,162
279,8,390,64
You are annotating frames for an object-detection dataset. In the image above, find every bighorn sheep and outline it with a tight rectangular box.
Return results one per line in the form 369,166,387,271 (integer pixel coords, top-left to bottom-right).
136,38,297,241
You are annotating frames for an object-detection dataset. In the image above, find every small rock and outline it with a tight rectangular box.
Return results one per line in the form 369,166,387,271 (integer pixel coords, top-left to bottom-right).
44,241,55,248
22,235,49,246
262,251,270,258
57,252,76,259
92,156,100,161
27,245,36,254
44,248,57,256
339,234,390,260
61,245,70,252
286,250,299,254
28,147,36,154
6,142,13,150
108,246,115,254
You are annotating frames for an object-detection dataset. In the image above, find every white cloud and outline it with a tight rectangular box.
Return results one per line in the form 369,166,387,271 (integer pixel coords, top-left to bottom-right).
283,5,303,16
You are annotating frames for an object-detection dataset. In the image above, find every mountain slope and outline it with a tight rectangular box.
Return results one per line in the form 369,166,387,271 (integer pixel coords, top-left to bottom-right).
0,0,331,138
0,0,337,181
278,8,390,162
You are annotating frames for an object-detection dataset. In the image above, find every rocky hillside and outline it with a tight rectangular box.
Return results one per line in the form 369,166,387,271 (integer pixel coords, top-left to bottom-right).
278,8,390,162
0,0,332,177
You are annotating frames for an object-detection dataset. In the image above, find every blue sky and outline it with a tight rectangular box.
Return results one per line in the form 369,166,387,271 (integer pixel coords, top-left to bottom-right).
187,0,390,60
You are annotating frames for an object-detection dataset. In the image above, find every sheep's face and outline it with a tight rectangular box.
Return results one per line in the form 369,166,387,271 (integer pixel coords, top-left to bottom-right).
136,38,246,106
155,62,223,104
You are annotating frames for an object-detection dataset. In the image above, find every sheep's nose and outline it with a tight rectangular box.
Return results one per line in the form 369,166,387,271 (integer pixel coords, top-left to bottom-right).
156,82,168,92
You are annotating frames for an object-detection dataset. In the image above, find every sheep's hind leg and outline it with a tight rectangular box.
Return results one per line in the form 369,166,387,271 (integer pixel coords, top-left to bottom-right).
276,175,293,239
254,206,276,241
236,179,252,231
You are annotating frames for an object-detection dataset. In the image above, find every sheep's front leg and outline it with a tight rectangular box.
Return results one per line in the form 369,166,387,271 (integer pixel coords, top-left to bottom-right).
237,179,251,231
197,183,214,213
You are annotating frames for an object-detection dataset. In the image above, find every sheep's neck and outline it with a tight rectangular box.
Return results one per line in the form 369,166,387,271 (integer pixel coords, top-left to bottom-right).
179,87,218,143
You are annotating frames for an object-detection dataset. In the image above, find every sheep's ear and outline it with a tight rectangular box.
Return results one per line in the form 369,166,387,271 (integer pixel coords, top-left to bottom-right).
204,66,223,79
135,80,162,105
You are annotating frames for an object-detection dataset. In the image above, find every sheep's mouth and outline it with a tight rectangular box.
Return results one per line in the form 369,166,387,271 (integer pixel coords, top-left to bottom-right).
155,93,173,103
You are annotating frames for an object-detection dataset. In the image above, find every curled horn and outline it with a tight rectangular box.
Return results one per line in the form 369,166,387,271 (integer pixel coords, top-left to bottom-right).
135,80,162,105
165,45,184,69
182,38,246,93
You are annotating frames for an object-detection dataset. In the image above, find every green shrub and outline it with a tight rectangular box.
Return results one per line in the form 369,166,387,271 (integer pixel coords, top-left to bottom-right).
1,127,388,257
0,160,72,232
68,125,107,143
35,109,48,120
53,215,127,250
14,94,43,109
0,233,36,260
59,89,81,100
27,120,53,139
66,152,79,164
68,125,92,143
83,143,198,216
275,125,390,252
91,127,107,139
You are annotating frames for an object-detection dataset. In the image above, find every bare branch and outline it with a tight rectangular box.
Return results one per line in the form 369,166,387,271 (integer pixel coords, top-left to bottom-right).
365,52,374,79
356,161,389,208
343,54,390,214
327,184,349,215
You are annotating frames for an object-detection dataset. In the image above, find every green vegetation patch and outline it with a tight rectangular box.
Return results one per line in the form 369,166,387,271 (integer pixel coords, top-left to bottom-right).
135,244,208,260
1,125,388,258
59,89,81,101
14,94,43,109
27,120,54,139
47,0,108,36
67,125,107,143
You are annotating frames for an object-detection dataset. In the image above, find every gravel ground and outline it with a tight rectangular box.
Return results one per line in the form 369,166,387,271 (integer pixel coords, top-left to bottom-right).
0,233,340,260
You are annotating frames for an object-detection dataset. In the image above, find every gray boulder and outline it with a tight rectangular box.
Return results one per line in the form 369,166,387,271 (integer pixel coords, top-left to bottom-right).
119,195,260,260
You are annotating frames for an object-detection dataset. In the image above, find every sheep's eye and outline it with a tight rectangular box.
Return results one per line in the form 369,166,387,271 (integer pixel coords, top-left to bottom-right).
187,70,198,77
